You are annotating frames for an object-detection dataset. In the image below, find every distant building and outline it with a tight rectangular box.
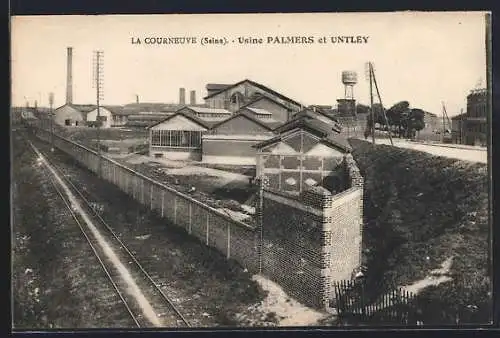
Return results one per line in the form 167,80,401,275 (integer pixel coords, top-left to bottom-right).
463,88,487,146
53,103,96,127
423,111,439,132
451,113,467,144
254,114,351,194
86,106,132,128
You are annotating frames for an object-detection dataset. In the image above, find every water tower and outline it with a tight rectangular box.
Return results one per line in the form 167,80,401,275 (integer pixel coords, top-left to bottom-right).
337,71,358,117
342,70,358,99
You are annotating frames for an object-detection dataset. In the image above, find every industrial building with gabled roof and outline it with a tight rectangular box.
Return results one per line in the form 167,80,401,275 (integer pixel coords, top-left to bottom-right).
202,109,278,165
203,78,304,115
147,106,233,161
86,105,134,128
253,114,351,194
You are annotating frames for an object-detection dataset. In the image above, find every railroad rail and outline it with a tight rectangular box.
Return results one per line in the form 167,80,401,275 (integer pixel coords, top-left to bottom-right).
26,135,190,328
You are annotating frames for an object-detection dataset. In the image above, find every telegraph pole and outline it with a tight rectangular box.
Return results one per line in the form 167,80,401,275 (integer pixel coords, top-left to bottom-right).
93,50,104,176
49,92,54,151
368,63,375,145
370,64,394,146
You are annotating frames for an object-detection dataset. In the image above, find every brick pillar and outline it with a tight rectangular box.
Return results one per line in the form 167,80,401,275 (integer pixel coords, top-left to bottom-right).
320,201,334,309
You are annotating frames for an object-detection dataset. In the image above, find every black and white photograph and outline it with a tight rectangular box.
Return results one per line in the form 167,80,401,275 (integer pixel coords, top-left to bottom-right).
10,12,492,329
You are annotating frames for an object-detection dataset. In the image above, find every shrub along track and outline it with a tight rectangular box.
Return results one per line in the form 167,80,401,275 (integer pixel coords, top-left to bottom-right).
12,128,138,329
29,134,274,327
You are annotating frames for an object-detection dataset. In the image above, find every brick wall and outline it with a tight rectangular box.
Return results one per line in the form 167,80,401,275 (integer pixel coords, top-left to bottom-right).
31,126,261,275
260,153,364,309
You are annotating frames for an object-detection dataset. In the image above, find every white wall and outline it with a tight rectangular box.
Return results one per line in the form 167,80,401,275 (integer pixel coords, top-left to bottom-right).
87,107,112,128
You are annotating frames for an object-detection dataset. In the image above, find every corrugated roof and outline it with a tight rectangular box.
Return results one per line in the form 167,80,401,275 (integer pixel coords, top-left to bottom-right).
209,110,275,131
71,104,98,113
187,106,232,114
240,94,292,111
254,115,351,152
146,109,217,129
206,83,232,91
246,107,273,115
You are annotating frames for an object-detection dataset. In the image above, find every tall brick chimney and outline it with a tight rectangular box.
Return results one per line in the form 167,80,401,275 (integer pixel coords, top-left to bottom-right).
66,47,73,105
190,90,196,105
179,88,186,105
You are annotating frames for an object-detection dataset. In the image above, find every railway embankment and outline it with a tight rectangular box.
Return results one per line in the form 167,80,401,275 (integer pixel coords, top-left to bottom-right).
349,138,491,324
12,131,137,329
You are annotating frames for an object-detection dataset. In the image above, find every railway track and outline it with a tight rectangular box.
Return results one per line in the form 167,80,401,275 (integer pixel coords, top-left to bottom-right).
26,136,190,328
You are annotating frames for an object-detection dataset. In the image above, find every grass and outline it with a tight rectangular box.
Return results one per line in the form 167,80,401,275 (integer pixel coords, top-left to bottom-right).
42,121,148,150
348,138,491,324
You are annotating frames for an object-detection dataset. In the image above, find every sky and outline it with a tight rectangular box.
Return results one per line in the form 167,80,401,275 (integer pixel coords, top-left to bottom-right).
11,12,488,116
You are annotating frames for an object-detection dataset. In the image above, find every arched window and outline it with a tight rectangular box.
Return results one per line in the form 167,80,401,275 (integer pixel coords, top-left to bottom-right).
230,92,244,104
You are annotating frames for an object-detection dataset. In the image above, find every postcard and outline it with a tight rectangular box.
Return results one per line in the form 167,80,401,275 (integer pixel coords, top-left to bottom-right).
11,12,492,329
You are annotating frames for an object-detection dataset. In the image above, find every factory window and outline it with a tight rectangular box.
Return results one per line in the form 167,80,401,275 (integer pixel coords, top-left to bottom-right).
65,119,71,126
151,130,202,148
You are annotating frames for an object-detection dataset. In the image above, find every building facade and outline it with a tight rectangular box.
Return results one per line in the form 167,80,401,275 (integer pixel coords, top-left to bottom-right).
147,106,231,161
202,110,278,165
86,106,131,128
53,103,96,127
203,79,303,115
463,88,487,146
254,115,352,194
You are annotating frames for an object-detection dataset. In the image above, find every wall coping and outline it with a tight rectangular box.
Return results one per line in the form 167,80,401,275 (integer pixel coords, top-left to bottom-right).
327,186,362,209
263,189,324,217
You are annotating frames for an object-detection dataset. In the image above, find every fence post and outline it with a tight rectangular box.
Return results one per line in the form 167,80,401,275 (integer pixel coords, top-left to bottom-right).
206,214,209,245
226,222,231,259
161,191,164,218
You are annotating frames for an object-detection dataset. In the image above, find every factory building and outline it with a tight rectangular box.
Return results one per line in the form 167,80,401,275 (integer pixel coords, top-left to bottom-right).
202,109,281,165
86,106,132,128
203,79,303,116
254,113,351,194
147,106,232,161
53,103,96,126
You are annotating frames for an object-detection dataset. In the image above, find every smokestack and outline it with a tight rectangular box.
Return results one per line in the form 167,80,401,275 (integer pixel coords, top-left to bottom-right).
190,90,196,105
179,88,186,105
136,94,139,104
66,47,73,105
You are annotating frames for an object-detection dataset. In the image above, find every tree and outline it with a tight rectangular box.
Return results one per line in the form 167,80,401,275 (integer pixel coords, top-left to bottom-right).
387,101,411,137
356,104,370,116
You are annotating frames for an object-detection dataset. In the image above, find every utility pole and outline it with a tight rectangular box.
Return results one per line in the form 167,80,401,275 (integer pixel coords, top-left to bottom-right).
369,63,375,145
370,64,393,146
49,92,54,151
93,50,104,177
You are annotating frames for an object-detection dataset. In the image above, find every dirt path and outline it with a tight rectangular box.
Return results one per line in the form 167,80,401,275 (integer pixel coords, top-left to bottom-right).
251,275,327,326
400,257,453,295
30,142,162,327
